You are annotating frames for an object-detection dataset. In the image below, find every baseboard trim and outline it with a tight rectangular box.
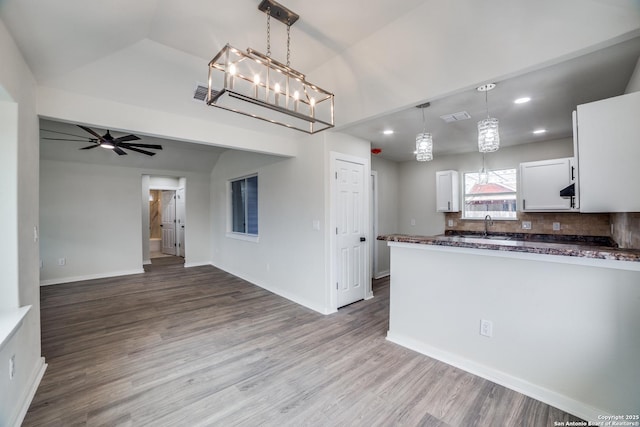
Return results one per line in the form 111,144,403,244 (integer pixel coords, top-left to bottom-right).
184,261,211,268
385,332,608,423
210,262,333,315
40,269,145,286
11,357,47,427
373,270,390,279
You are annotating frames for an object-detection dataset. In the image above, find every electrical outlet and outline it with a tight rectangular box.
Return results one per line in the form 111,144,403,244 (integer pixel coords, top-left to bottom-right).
448,219,454,227
58,258,66,266
410,219,416,226
521,221,532,230
480,319,493,337
9,355,15,380
553,222,560,231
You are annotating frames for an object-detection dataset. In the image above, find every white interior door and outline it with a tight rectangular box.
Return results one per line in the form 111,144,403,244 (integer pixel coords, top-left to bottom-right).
176,187,186,257
161,190,176,255
336,159,366,308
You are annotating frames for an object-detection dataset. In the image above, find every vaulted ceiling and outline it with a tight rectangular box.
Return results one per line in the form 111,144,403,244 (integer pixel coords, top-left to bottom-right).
2,0,640,162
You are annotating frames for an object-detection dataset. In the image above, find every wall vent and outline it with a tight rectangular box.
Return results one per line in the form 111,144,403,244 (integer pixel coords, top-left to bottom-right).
193,83,218,102
440,111,471,123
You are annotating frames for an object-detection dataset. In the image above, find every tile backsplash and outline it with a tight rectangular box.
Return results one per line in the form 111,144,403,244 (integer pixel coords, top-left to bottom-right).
445,211,640,249
444,212,611,237
611,213,640,249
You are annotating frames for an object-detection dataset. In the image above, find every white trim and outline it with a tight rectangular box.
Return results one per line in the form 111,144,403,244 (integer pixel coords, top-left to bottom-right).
387,241,640,272
184,261,211,268
40,268,145,286
10,357,47,427
386,331,608,423
373,269,390,279
143,259,152,265
0,306,30,350
370,170,379,281
210,262,335,315
329,152,371,311
225,232,259,243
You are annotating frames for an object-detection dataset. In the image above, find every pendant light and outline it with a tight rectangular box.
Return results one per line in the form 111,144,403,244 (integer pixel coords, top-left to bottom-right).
206,0,334,134
477,83,500,153
415,103,433,162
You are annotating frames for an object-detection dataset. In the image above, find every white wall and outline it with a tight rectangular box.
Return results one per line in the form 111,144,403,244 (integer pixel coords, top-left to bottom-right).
0,18,44,427
625,56,640,93
210,131,371,314
312,0,640,127
371,156,400,277
387,243,640,420
40,160,212,284
397,138,573,236
211,140,328,313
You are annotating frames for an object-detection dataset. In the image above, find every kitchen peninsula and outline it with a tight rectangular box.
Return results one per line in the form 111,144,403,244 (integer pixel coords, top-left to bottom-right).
378,233,640,422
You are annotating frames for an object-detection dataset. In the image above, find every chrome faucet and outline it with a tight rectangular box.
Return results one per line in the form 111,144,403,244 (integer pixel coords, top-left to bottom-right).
484,215,493,237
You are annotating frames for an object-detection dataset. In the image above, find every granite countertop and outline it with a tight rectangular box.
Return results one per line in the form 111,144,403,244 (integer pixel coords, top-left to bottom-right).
378,232,640,263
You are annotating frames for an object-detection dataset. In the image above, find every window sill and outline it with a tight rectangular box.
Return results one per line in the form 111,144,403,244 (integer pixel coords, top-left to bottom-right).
0,305,31,351
226,232,259,243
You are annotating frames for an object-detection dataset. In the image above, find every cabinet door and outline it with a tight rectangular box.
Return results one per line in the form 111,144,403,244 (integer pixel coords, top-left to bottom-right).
520,158,573,211
577,91,640,212
436,170,459,212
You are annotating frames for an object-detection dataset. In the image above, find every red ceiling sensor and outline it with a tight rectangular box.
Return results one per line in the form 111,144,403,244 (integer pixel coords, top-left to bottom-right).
371,148,382,155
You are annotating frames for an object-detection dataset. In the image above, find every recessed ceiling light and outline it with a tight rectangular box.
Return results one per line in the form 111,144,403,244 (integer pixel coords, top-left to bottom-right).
533,129,546,134
383,129,394,135
514,97,531,104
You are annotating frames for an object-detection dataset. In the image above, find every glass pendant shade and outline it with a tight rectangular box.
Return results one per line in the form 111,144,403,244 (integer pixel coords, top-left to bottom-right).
415,132,433,162
478,117,500,153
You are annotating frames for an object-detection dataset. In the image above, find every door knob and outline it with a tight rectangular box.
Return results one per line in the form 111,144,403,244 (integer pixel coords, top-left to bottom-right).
360,237,366,242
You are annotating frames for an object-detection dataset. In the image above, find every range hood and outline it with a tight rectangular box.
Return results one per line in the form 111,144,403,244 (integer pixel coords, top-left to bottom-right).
559,183,575,198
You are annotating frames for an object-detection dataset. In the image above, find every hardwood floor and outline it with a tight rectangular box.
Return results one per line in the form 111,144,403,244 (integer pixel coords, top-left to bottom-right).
25,260,582,426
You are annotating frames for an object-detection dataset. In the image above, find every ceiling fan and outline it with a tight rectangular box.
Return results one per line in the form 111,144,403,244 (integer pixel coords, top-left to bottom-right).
41,125,163,156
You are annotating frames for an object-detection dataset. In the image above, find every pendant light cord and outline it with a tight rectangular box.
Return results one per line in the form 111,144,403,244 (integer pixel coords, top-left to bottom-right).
485,89,489,118
286,20,291,67
422,106,426,133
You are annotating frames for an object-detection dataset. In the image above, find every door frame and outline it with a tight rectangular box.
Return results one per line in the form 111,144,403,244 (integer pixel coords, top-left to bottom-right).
141,175,187,265
329,152,372,312
371,170,379,279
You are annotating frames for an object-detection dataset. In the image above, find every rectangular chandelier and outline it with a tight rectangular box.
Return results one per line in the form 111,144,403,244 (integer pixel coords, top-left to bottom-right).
206,45,334,134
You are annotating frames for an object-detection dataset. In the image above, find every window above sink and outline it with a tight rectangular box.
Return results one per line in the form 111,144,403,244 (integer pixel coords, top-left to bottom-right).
462,168,517,220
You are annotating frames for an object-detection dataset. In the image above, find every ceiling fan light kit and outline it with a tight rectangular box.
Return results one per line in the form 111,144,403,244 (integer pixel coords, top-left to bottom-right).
206,0,335,134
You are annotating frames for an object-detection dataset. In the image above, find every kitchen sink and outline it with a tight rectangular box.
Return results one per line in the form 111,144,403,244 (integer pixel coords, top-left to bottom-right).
460,234,512,241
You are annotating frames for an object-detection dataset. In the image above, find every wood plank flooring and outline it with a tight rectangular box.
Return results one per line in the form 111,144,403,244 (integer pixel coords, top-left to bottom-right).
24,259,583,426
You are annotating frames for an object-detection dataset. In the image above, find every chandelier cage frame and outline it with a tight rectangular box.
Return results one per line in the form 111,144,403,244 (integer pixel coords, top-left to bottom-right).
206,0,335,134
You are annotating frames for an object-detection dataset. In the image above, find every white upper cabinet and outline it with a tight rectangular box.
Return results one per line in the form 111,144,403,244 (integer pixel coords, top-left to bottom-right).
520,158,577,211
436,170,459,212
575,91,640,212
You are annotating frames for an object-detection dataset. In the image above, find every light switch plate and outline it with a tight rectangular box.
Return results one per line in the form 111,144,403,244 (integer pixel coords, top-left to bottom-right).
553,222,560,231
522,221,532,230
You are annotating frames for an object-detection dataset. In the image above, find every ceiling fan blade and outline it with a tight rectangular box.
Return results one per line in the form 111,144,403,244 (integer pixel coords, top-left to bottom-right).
80,144,100,150
122,145,156,156
77,125,104,141
121,143,163,150
41,129,91,139
112,146,128,156
42,137,93,142
114,134,141,143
